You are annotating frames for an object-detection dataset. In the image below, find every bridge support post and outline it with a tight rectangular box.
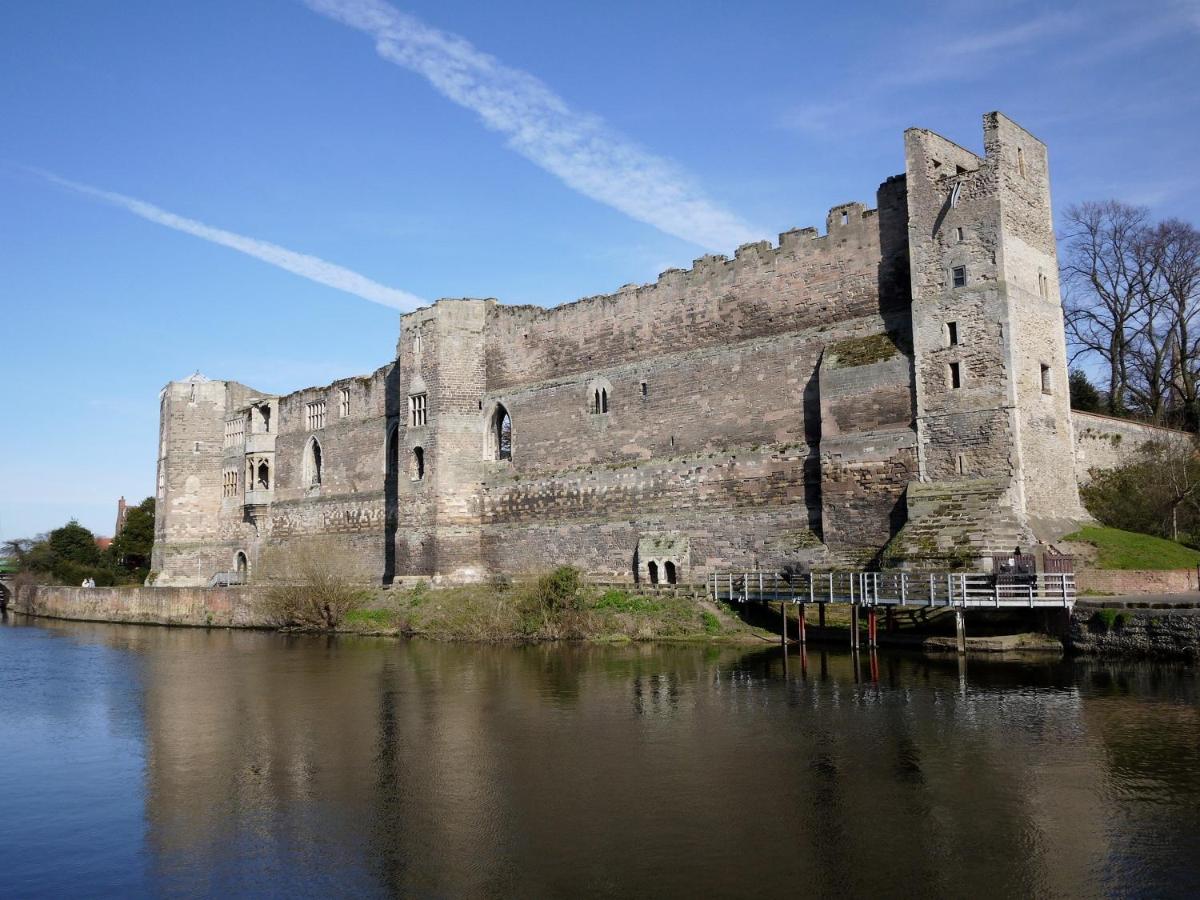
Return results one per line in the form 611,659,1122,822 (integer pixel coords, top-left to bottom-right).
850,605,860,650
798,604,806,645
867,609,878,648
780,601,787,645
819,603,826,632
955,609,966,655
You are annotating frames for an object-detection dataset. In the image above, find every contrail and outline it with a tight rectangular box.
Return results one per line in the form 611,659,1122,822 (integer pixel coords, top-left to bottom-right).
304,0,762,252
32,169,425,311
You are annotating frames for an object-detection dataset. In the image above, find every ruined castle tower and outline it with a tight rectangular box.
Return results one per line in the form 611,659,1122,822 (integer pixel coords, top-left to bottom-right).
894,112,1090,558
151,112,1107,587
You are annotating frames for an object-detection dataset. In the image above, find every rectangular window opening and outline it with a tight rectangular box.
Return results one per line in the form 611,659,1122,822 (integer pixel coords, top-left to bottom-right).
947,321,958,346
949,362,962,390
409,393,428,427
640,381,648,398
952,265,967,288
955,226,964,243
1041,364,1052,394
305,401,326,431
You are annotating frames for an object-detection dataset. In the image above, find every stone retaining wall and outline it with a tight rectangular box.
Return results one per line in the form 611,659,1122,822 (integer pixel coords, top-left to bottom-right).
1076,568,1199,595
11,584,268,628
1069,605,1200,660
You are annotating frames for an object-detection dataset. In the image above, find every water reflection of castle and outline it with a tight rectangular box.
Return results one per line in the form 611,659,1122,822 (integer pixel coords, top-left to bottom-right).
127,629,1180,896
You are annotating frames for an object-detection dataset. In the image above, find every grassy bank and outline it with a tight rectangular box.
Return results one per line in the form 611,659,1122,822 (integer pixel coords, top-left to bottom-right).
1063,526,1200,570
340,574,772,643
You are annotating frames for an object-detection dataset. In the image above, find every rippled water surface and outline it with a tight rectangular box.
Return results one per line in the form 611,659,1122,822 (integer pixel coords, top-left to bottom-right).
2,613,1199,898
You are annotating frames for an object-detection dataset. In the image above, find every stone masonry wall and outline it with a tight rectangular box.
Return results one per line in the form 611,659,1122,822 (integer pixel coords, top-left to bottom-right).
1072,411,1182,482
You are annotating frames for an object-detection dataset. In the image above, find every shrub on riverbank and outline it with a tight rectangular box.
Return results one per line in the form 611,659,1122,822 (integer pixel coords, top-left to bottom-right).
256,538,374,630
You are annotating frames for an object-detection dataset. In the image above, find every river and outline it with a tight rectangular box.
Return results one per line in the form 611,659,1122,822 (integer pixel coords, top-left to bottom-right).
1,613,1198,898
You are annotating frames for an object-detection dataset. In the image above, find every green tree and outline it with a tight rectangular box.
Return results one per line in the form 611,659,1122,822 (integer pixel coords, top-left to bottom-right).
109,497,155,574
1069,369,1102,413
48,520,100,567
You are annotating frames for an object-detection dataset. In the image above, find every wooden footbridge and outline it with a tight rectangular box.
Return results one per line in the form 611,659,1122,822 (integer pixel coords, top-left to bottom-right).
709,569,1076,654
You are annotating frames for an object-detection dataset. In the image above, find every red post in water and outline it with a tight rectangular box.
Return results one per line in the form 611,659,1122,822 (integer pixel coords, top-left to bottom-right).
798,604,807,644
867,609,878,648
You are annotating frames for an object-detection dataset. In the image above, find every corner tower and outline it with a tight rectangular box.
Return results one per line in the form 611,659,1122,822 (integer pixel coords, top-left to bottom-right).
896,112,1088,557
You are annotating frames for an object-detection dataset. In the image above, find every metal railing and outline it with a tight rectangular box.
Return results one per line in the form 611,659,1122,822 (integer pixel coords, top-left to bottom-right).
710,570,1075,609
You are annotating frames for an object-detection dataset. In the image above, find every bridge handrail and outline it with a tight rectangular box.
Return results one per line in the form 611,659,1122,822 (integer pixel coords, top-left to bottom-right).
709,569,1075,608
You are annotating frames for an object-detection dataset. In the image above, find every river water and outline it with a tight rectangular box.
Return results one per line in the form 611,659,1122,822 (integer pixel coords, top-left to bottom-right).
1,614,1198,898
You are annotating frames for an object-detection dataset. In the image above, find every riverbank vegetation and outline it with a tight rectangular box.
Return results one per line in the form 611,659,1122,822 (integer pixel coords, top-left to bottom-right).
338,567,768,643
256,537,375,630
1,500,155,586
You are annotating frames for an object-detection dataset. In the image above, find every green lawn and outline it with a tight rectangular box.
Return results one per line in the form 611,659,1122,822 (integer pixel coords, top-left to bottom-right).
1064,525,1200,570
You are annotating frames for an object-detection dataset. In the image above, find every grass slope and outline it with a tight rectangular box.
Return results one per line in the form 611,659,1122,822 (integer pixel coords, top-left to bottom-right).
342,582,771,643
1064,525,1200,570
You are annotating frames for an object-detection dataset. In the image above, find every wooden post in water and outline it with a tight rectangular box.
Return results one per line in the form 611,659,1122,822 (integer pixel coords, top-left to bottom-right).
850,604,860,649
867,608,878,648
780,600,787,645
955,608,966,654
798,603,806,645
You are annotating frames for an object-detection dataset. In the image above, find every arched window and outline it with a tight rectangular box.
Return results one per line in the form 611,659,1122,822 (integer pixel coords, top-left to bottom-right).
304,438,323,487
386,423,399,478
493,404,512,461
235,551,248,579
593,389,601,414
648,561,659,585
412,446,425,480
255,461,270,490
664,561,677,585
601,388,608,414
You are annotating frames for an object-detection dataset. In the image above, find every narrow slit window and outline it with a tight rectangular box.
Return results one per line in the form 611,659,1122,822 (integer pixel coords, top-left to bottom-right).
952,265,967,288
956,226,965,243
1041,364,1052,394
411,446,425,480
956,453,966,475
947,321,958,346
949,362,962,390
601,388,608,414
640,381,648,398
1017,146,1026,177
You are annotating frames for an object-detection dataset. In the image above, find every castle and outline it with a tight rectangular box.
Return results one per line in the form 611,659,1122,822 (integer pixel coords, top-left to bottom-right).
150,113,1153,587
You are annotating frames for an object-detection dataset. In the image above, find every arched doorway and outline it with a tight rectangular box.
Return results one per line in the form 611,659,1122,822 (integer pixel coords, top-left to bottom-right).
235,551,248,582
648,560,659,585
664,561,677,585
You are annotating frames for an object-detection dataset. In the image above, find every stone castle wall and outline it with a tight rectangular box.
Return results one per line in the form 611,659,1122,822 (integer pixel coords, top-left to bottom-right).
151,112,1092,586
1072,411,1183,482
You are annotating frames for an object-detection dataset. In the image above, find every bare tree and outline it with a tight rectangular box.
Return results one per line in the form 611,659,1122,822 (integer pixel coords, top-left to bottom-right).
1063,201,1150,416
1148,433,1200,540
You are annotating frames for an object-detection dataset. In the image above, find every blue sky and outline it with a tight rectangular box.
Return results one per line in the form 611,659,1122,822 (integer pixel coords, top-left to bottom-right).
1,0,1198,541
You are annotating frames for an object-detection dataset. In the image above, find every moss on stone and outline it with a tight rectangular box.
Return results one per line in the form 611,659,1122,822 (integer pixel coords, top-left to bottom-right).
827,332,901,368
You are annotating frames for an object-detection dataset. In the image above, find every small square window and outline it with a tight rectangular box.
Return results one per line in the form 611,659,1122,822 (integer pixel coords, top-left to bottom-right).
949,362,962,390
952,266,967,288
947,322,958,346
840,211,849,225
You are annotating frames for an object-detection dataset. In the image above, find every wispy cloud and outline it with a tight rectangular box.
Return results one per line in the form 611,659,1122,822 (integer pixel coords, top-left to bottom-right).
303,0,761,252
30,169,425,311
